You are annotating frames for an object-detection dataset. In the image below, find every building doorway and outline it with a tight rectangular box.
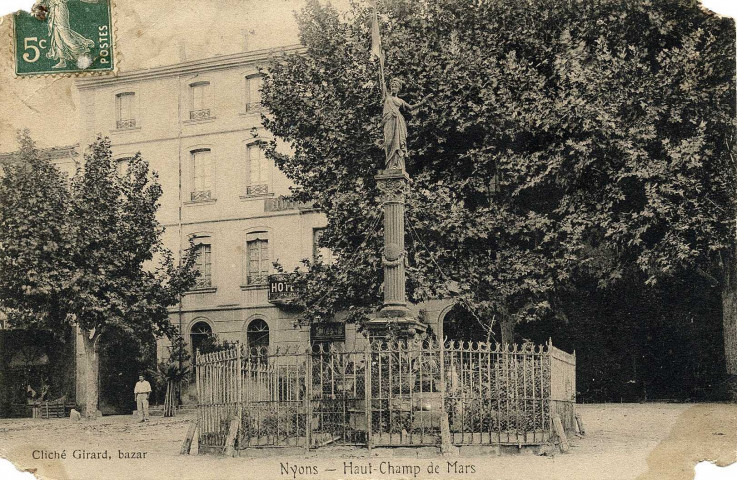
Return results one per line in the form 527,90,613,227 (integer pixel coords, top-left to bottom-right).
441,304,490,343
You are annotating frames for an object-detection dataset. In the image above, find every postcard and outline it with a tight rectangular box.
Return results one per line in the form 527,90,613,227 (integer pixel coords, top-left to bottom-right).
0,1,735,479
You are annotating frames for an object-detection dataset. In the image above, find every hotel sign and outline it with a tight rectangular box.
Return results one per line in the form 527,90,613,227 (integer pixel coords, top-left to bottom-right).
268,274,301,308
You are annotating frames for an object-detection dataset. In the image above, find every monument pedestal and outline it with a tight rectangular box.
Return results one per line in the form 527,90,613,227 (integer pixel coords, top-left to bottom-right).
365,314,427,340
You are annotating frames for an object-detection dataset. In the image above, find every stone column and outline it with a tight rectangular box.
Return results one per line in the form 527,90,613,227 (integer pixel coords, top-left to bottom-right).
367,168,425,338
376,168,410,317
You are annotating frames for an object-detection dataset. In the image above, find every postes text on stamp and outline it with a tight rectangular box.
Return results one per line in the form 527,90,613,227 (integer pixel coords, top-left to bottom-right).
14,0,114,76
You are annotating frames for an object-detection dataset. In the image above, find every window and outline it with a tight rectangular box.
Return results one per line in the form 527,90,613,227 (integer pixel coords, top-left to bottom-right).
193,243,212,287
116,157,132,177
189,81,211,120
190,320,212,370
313,228,333,264
246,319,269,352
246,143,269,196
245,75,262,112
115,92,136,129
246,232,269,285
191,149,212,201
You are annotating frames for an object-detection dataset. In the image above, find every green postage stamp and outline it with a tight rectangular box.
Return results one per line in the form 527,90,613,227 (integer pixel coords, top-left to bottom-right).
13,0,114,76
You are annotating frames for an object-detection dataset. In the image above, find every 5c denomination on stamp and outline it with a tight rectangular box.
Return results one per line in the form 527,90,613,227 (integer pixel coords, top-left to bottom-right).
13,0,114,76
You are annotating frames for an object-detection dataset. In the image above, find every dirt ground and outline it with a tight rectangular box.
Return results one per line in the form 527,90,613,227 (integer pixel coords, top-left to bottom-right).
1,403,736,480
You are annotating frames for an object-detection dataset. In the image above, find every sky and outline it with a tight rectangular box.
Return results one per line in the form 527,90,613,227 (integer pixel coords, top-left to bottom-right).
0,0,317,152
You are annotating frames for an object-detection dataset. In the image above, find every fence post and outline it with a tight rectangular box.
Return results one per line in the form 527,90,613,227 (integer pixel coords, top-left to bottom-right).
196,348,201,446
236,342,243,433
364,341,372,451
305,348,312,451
439,339,451,453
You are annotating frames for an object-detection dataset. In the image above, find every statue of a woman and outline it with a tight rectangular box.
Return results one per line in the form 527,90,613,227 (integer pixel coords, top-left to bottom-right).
33,0,95,69
382,78,427,170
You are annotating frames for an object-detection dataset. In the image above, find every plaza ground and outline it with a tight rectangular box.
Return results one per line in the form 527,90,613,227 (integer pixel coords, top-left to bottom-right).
1,403,736,480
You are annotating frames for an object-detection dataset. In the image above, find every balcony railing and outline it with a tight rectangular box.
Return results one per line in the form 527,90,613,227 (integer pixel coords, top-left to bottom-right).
264,196,313,212
190,190,212,202
245,102,262,112
189,109,211,121
247,274,269,286
245,184,269,197
116,118,137,129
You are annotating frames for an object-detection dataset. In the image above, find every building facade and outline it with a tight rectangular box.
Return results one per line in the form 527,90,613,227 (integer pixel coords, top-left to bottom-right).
74,47,369,366
1,47,455,413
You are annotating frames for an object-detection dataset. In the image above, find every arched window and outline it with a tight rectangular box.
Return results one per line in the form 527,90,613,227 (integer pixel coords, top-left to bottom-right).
246,319,269,351
190,320,212,362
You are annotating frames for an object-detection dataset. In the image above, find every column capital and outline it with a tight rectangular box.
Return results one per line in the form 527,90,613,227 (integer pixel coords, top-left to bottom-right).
375,169,409,204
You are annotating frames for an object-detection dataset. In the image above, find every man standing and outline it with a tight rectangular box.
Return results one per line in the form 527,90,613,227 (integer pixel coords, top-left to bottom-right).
134,374,151,422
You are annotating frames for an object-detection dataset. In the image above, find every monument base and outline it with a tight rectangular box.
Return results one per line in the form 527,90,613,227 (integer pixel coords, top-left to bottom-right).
365,311,427,340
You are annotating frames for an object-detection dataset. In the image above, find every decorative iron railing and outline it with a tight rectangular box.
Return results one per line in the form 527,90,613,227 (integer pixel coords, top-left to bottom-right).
116,118,137,129
246,274,268,286
245,102,262,112
190,109,212,121
195,339,575,452
264,196,312,212
245,184,269,197
190,190,212,202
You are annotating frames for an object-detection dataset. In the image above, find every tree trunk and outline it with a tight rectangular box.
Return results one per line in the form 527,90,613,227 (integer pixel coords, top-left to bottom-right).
81,332,100,418
500,317,515,346
723,286,737,400
164,380,175,417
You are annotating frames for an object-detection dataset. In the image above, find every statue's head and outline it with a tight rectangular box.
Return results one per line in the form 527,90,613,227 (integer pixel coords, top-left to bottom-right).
389,78,402,95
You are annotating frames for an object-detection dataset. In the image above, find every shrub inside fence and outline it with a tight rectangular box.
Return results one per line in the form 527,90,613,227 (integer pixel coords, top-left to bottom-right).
195,340,575,450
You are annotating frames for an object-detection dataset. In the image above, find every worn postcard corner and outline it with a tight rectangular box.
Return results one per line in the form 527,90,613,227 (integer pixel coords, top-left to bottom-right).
0,1,736,480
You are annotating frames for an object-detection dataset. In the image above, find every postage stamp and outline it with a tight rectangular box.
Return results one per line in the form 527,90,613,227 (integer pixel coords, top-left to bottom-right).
13,0,114,76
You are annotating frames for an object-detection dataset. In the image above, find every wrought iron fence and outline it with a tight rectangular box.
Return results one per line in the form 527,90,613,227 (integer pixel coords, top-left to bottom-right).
196,339,575,452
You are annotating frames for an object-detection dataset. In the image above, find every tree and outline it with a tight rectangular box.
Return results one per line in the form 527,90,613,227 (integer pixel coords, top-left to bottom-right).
0,134,198,416
261,0,734,348
155,334,191,417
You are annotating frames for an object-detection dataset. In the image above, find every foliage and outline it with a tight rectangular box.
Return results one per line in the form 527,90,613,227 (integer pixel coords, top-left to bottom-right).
156,334,191,383
197,333,235,355
261,0,735,335
0,133,199,350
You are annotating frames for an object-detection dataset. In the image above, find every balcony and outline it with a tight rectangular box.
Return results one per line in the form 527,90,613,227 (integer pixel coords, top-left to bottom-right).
264,196,314,212
190,190,212,202
245,102,262,113
189,109,211,121
116,118,137,130
247,274,269,286
245,184,269,197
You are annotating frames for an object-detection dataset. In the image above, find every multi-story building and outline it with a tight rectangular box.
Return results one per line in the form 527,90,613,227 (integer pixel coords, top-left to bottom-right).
74,46,361,366
1,46,455,414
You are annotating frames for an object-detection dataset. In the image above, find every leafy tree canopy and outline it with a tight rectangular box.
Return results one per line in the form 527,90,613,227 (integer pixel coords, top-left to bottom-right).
262,0,735,334
0,133,198,343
